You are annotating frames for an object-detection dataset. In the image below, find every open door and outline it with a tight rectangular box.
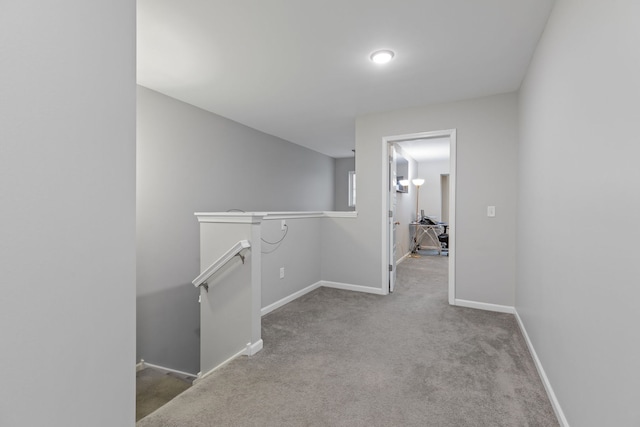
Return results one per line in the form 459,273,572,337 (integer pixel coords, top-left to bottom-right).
382,129,457,304
388,144,398,292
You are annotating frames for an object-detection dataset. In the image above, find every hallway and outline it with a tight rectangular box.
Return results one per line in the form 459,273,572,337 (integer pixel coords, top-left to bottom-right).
138,256,557,426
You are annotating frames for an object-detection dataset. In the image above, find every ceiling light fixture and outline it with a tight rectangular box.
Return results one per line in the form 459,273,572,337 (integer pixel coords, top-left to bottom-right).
370,49,395,64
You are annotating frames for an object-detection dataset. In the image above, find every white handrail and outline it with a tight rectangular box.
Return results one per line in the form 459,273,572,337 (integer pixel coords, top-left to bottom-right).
192,240,251,289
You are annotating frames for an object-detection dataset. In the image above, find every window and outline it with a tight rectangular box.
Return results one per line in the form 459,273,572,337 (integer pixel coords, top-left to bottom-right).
348,171,356,208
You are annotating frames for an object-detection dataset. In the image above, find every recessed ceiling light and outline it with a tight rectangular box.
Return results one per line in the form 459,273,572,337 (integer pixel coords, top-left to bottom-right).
370,50,395,64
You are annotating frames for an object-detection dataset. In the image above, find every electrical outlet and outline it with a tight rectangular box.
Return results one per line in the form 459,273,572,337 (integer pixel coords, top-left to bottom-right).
280,267,285,279
281,220,286,230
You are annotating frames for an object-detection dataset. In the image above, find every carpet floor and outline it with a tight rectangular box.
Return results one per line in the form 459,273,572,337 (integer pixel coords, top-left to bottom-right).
137,255,558,426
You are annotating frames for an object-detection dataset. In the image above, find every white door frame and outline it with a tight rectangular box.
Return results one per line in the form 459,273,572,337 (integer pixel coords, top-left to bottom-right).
381,129,457,304
389,144,398,293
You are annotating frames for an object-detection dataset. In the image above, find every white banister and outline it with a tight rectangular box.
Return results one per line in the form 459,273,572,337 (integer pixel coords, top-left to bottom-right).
192,240,251,290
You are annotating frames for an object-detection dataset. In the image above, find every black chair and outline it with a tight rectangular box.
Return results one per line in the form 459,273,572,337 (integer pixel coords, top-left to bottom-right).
438,224,449,253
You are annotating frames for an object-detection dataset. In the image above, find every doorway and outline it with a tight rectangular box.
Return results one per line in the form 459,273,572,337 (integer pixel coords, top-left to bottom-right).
382,130,457,304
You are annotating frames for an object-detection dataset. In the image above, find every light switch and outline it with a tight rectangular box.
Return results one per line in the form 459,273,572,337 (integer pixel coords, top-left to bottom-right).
487,206,496,217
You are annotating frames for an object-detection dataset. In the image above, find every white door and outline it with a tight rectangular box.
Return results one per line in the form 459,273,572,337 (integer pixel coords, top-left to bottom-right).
389,145,398,292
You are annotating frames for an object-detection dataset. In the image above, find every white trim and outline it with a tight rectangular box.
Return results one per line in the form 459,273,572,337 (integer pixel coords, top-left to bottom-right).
453,299,515,314
321,281,387,295
382,129,457,302
447,130,457,305
140,361,198,379
264,211,324,216
261,281,322,316
515,311,569,427
195,347,246,384
194,212,266,224
323,211,358,218
264,212,325,220
195,339,263,384
136,360,145,372
244,339,263,356
396,251,411,265
262,281,384,318
195,211,358,222
381,138,390,291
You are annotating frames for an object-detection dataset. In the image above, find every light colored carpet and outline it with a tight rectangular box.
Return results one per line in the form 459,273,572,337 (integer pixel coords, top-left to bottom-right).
137,256,558,426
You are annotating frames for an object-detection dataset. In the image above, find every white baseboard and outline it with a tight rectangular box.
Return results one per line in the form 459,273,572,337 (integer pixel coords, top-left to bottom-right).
261,281,385,318
396,252,411,265
195,347,245,384
320,281,387,295
137,360,198,379
514,310,569,427
454,298,515,314
244,339,263,356
261,282,322,316
194,339,264,384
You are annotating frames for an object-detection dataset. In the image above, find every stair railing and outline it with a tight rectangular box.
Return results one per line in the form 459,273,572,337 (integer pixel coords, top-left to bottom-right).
192,240,251,292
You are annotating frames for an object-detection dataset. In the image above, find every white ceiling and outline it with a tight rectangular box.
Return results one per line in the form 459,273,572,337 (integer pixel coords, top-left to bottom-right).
400,138,450,162
137,0,555,158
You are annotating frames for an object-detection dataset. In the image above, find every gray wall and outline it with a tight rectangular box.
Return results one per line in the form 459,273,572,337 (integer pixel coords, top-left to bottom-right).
327,93,518,303
517,0,640,425
0,1,136,426
197,221,257,375
417,157,450,222
137,86,335,374
334,157,356,211
262,217,322,308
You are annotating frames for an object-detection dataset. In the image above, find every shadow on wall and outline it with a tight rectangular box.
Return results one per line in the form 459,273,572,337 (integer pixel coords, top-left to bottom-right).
137,283,201,375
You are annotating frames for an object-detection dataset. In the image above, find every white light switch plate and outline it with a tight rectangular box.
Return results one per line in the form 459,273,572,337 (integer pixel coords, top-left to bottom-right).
487,206,496,217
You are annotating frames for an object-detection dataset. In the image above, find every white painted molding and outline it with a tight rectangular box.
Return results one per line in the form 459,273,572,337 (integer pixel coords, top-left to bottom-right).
321,281,387,295
453,299,515,314
136,360,145,372
514,310,569,427
265,211,324,216
244,339,263,356
262,281,385,320
264,212,325,220
195,211,357,222
193,342,263,385
194,212,267,224
396,252,411,265
323,211,358,218
139,361,198,379
261,281,322,316
447,129,457,305
194,347,247,384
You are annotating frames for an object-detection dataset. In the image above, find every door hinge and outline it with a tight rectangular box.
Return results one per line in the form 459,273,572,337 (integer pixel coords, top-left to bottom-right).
389,264,393,272
389,210,393,218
